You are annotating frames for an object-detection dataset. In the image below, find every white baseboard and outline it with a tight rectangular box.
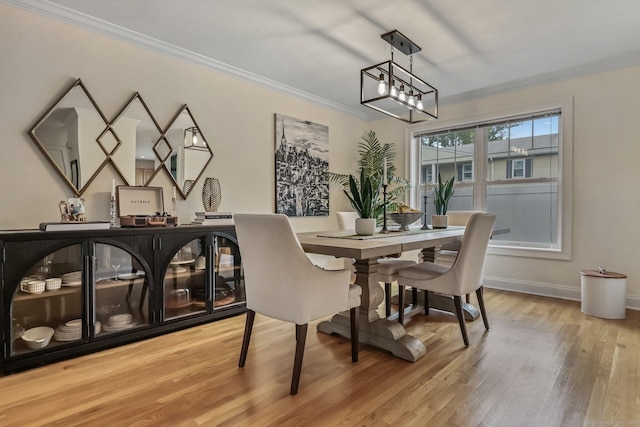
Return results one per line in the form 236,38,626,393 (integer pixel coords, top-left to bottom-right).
484,276,640,311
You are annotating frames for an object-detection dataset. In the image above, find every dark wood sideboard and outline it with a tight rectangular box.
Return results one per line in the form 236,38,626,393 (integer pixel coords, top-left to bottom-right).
0,225,245,374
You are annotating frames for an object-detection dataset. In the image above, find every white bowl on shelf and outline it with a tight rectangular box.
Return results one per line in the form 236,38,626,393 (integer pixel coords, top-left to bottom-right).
21,326,54,349
45,278,62,291
21,280,46,294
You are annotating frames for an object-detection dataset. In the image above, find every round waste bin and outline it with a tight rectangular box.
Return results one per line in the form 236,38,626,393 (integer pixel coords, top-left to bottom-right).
580,269,627,319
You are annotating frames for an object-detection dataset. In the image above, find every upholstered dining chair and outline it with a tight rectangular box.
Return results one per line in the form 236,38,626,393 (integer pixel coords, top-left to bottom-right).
440,211,483,303
234,214,361,395
336,211,417,322
397,213,497,346
336,211,360,230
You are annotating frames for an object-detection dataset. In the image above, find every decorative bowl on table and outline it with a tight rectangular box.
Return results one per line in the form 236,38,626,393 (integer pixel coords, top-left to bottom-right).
387,212,424,231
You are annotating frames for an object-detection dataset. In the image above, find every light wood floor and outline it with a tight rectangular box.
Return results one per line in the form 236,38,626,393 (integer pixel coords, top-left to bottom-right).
0,289,638,427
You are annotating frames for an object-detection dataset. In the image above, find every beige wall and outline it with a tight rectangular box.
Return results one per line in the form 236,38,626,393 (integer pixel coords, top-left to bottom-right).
0,4,367,232
373,65,640,304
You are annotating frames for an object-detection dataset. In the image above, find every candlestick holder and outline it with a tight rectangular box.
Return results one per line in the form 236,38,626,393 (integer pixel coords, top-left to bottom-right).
381,184,389,233
421,194,429,230
109,195,117,227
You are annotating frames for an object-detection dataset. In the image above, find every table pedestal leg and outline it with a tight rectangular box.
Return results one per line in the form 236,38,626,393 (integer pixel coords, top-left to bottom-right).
317,313,426,362
316,257,426,362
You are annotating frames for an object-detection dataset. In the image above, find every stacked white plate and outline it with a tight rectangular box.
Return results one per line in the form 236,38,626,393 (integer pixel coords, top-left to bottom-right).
103,313,137,332
53,319,102,341
61,271,82,287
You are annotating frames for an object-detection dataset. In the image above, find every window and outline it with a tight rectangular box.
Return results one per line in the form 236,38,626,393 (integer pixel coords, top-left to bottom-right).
508,158,532,179
458,162,473,182
409,100,573,259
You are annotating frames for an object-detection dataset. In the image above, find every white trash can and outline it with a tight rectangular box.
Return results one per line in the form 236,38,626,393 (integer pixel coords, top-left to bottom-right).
580,269,627,319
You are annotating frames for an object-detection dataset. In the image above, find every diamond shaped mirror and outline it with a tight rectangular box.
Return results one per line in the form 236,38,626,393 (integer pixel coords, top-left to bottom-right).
108,92,165,186
28,79,115,196
158,105,213,199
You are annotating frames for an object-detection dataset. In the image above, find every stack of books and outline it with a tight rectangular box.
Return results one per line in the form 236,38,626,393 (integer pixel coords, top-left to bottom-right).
39,221,112,231
192,212,234,226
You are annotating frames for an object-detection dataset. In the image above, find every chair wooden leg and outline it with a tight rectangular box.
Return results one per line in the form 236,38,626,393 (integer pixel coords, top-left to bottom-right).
424,290,430,315
453,296,469,347
465,293,470,303
476,286,490,330
238,309,255,368
384,283,392,317
350,307,359,362
412,287,418,305
291,323,308,395
398,285,405,324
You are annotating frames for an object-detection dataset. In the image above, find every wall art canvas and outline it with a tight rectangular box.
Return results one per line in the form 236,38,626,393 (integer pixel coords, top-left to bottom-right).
275,114,329,216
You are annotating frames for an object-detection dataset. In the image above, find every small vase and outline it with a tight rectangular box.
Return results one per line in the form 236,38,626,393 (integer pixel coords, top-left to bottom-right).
355,218,376,235
431,214,449,229
202,178,222,212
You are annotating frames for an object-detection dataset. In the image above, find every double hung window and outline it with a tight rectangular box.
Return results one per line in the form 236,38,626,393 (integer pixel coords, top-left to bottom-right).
410,101,572,259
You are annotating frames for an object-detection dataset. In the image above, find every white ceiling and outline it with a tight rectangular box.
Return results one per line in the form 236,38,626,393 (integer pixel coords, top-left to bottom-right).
8,0,640,119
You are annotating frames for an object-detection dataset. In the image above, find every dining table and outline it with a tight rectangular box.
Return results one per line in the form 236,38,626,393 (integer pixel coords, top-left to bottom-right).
297,226,474,362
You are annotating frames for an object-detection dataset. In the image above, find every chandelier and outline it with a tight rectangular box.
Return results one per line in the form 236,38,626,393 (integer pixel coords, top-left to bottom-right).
361,30,438,123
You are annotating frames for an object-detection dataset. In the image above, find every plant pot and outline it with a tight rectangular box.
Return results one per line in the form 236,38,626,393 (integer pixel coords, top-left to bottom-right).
431,214,449,229
355,218,376,235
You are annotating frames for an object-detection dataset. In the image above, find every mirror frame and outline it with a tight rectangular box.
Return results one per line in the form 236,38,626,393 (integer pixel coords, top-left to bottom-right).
28,78,117,196
107,92,167,187
157,104,213,199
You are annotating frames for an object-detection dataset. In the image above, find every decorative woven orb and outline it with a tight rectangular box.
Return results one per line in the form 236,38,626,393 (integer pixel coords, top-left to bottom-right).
202,177,222,212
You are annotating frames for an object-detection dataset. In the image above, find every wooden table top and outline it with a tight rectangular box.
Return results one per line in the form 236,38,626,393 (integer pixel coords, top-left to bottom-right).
297,227,466,260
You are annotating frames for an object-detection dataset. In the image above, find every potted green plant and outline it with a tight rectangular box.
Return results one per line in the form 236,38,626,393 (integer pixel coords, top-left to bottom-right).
343,170,382,235
432,173,455,229
329,130,409,221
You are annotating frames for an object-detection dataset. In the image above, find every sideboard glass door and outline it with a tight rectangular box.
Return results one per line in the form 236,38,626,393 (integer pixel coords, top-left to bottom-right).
94,243,150,334
213,234,245,309
163,237,207,320
11,244,83,355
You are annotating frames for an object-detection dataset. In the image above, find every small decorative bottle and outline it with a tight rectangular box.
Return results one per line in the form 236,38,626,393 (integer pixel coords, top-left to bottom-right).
172,186,177,217
109,195,117,227
109,179,117,227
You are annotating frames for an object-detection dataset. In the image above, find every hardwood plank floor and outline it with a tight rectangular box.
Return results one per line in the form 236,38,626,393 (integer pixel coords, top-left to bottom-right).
0,289,638,426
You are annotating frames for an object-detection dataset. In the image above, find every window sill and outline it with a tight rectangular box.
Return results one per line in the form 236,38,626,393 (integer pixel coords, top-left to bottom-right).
488,243,570,261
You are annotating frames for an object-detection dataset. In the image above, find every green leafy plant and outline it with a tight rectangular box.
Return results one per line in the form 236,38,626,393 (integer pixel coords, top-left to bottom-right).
328,130,409,218
343,169,384,218
434,173,455,215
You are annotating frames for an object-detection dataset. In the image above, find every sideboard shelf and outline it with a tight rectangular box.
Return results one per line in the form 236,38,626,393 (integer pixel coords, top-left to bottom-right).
0,224,245,374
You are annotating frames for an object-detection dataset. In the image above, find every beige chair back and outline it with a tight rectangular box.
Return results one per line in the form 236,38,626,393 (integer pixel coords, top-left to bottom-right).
336,211,360,230
449,213,497,295
235,214,352,324
448,211,483,226
440,211,483,253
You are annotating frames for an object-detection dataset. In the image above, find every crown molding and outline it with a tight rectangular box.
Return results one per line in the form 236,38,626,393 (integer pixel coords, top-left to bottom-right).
2,0,371,120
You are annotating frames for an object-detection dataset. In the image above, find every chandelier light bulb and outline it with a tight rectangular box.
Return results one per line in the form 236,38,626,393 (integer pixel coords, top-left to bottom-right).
408,90,416,108
377,74,387,96
416,94,424,110
390,81,398,97
398,85,407,102
192,134,198,145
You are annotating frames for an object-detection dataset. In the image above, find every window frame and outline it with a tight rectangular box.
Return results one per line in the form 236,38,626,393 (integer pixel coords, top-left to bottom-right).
406,97,573,260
